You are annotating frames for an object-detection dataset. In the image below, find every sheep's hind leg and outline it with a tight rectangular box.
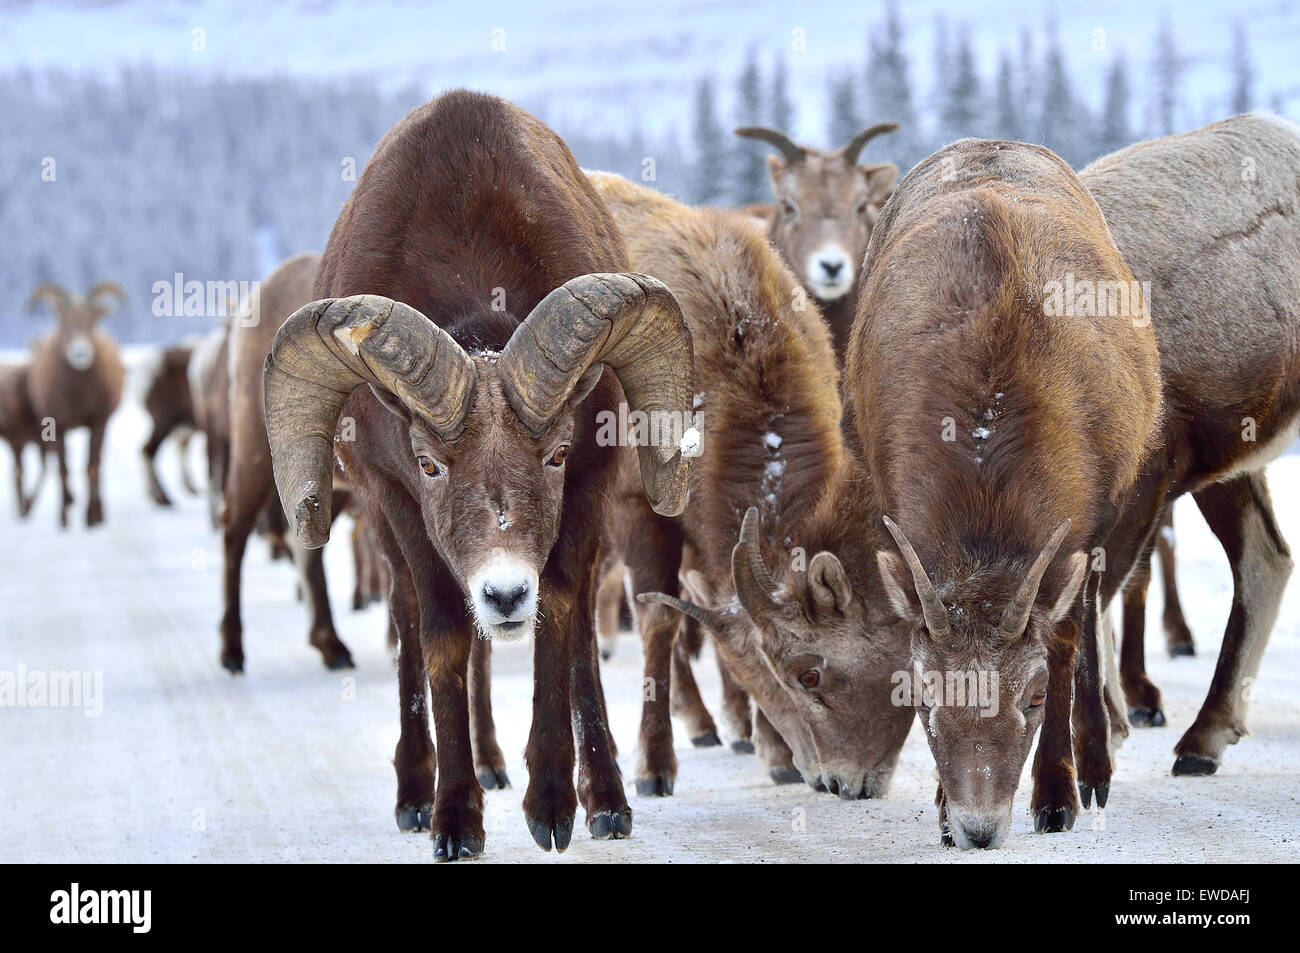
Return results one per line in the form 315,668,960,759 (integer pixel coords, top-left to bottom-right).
1174,472,1292,775
469,637,509,789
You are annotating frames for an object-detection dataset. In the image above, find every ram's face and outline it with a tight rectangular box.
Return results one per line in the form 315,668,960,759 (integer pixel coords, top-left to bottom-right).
400,361,586,641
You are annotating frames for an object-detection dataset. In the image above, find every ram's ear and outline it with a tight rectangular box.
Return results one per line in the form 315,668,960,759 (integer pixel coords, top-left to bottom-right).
864,163,899,207
876,550,920,622
368,383,410,426
808,551,852,619
1047,552,1090,623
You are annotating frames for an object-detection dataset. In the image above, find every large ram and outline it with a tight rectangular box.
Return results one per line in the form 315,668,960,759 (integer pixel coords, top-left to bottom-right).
261,91,694,859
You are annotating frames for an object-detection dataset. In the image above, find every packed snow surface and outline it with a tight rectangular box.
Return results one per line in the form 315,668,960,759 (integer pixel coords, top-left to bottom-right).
1,359,1298,863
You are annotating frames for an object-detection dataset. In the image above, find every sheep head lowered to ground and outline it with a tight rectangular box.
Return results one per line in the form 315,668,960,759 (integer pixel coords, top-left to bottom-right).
264,275,692,643
848,139,1162,848
588,171,914,800
736,123,899,354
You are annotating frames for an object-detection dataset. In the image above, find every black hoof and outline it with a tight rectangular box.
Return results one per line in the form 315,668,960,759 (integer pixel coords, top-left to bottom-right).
1034,806,1076,834
1172,754,1218,776
1128,707,1166,728
324,652,355,671
1168,644,1195,658
1078,782,1109,810
769,766,802,785
940,829,956,848
432,832,484,861
730,739,755,754
691,732,722,748
221,656,244,675
477,769,511,790
634,776,674,797
525,813,575,853
588,808,633,840
395,804,432,832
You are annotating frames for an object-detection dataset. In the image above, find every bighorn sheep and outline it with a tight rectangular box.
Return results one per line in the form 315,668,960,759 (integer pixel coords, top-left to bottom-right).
736,123,899,355
0,361,44,517
849,139,1162,848
588,171,915,800
1075,114,1300,779
188,321,232,528
141,343,199,507
219,252,352,673
261,91,694,858
25,282,127,528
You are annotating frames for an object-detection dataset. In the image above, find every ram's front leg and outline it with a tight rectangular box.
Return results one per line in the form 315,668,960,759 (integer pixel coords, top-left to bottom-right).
1031,617,1080,833
1072,574,1115,812
523,585,577,852
424,624,485,861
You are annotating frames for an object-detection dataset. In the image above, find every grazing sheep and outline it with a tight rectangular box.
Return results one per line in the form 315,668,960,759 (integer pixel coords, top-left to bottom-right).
848,139,1162,847
187,321,231,528
0,361,45,517
218,252,352,674
261,91,694,858
25,282,127,528
140,343,199,507
1078,114,1300,778
590,171,915,800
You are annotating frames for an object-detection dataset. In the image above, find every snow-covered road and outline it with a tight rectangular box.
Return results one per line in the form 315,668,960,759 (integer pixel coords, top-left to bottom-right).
2,364,1297,863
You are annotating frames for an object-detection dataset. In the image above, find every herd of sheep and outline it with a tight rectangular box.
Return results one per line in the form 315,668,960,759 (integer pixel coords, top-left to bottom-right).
4,90,1299,857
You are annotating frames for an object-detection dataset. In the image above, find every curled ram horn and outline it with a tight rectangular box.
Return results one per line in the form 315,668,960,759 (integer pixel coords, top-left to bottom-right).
497,272,695,517
263,294,476,548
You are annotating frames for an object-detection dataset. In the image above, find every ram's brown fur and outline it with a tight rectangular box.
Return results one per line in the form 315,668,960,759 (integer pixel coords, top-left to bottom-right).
849,138,1162,847
25,281,127,528
593,171,914,798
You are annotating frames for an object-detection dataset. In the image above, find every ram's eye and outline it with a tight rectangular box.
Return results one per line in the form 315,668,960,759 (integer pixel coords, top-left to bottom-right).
546,445,570,467
1027,689,1047,709
416,455,441,477
780,199,797,216
798,669,820,689
856,201,870,216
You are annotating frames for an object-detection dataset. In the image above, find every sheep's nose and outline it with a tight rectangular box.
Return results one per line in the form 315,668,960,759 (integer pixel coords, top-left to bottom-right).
482,581,529,618
820,259,844,278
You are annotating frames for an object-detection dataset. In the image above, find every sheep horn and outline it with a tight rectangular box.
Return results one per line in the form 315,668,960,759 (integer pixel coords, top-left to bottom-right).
734,126,807,164
263,294,476,548
86,281,127,309
498,272,694,517
1000,519,1073,641
838,122,900,165
636,591,728,632
882,515,954,645
731,506,782,619
25,283,72,316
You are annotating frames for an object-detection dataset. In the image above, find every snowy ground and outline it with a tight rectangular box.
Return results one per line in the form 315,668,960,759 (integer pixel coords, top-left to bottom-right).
1,361,1298,863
